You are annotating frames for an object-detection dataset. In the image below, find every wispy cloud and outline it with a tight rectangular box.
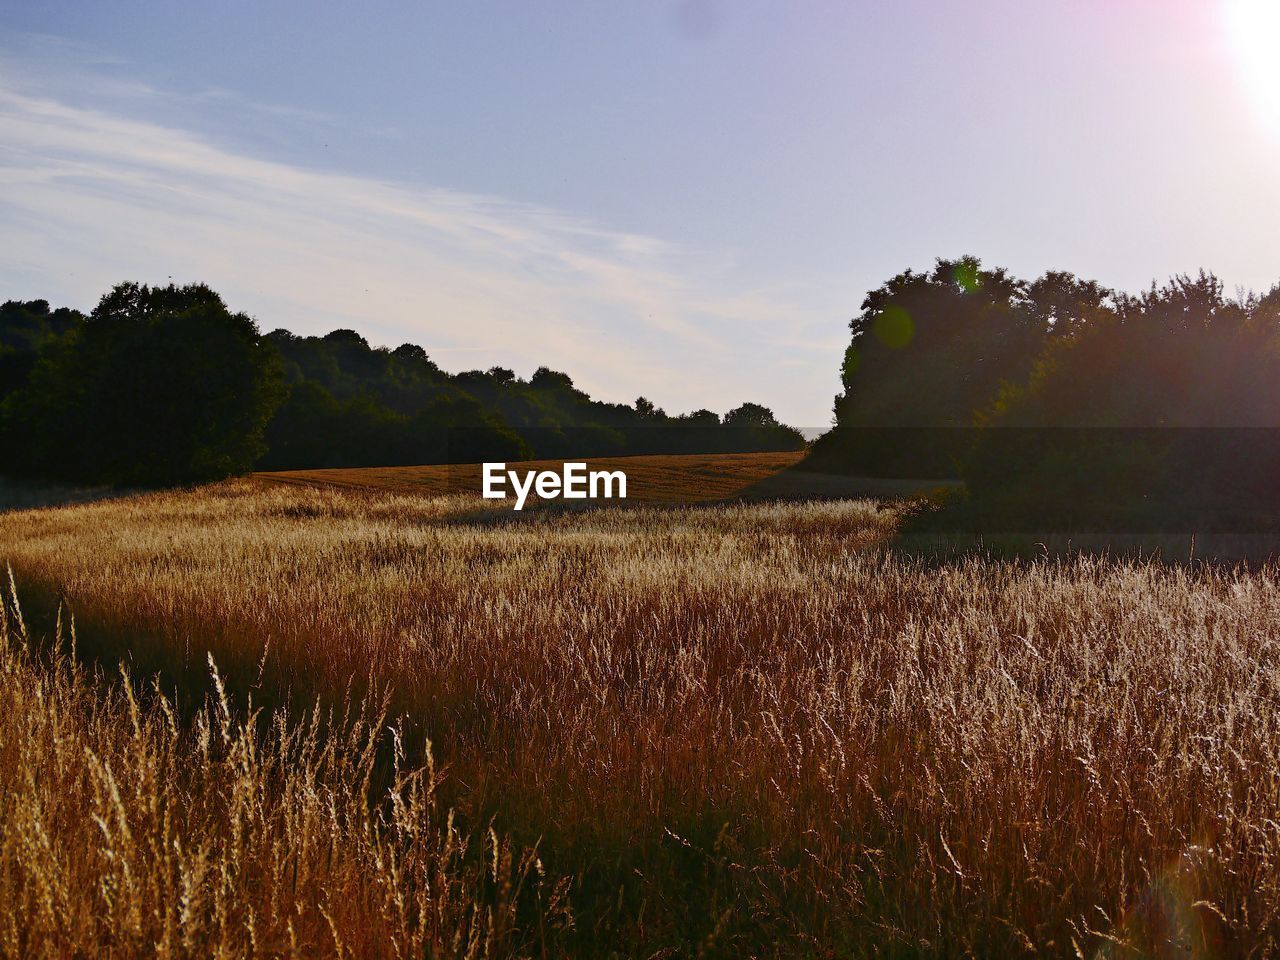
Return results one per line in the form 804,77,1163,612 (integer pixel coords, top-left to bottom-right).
0,54,843,424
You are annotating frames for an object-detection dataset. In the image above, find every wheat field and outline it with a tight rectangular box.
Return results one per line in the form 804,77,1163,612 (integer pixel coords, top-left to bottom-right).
0,578,570,959
3,480,1280,957
254,451,809,503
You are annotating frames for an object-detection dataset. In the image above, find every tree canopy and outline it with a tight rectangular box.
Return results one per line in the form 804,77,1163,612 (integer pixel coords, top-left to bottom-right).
811,257,1280,527
811,257,1103,475
0,282,805,487
3,283,285,485
964,272,1280,526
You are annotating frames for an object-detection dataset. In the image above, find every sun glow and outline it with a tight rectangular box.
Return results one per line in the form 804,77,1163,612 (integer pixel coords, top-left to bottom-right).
1224,0,1280,135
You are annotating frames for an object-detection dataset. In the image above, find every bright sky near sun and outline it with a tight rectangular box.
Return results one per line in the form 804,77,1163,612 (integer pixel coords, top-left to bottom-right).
2,0,1279,426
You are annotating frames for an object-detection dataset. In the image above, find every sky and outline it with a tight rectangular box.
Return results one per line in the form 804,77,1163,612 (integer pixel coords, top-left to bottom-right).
2,1,1279,427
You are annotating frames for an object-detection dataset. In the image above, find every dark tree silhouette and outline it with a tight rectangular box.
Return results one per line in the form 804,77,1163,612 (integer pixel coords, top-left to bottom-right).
1,282,807,484
962,272,1280,527
4,283,285,485
809,257,1048,476
809,258,1280,527
724,402,779,428
0,299,84,401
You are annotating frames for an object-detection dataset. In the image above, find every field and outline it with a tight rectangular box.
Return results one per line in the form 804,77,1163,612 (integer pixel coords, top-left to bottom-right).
2,461,1280,957
255,451,808,503
256,451,956,507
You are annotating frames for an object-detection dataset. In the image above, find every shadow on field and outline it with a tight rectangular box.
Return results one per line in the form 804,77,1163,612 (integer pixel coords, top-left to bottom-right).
5,573,337,731
417,470,1280,565
890,488,1280,566
0,476,140,512
426,465,957,529
735,466,959,502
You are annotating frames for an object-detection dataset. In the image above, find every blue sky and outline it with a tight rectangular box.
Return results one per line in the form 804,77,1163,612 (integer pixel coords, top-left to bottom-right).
2,1,1279,425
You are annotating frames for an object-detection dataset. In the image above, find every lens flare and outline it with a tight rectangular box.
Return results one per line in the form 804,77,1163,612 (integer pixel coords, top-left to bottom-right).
1224,0,1280,136
873,306,914,349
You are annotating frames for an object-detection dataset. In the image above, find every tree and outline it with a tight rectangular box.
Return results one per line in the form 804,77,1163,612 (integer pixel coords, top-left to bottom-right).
681,409,720,427
3,283,811,481
811,257,1058,476
1024,271,1114,334
530,367,575,392
963,272,1280,527
0,299,84,401
391,342,440,374
486,366,517,385
723,402,778,428
634,396,663,419
722,402,805,452
5,283,285,485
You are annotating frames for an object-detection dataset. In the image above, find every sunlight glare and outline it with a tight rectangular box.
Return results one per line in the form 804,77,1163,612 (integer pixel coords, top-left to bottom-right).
1224,0,1280,136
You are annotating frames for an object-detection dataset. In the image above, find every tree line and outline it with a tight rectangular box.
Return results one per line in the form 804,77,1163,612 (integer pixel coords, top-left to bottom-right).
0,283,804,486
809,257,1280,527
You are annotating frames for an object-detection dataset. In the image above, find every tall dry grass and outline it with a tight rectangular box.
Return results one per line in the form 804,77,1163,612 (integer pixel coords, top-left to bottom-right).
0,574,569,959
3,479,1280,955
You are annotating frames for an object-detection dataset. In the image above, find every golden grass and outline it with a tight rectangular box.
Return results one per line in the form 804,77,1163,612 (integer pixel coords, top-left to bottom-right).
3,480,1280,956
255,451,807,503
0,574,569,959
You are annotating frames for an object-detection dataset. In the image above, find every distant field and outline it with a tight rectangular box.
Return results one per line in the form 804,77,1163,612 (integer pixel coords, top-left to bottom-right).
255,450,804,502
255,450,953,504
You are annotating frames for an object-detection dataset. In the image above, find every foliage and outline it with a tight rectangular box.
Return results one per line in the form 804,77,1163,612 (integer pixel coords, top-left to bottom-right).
0,284,806,486
813,258,1280,527
259,331,804,468
0,299,83,401
810,257,1105,476
963,272,1280,528
1,284,285,486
